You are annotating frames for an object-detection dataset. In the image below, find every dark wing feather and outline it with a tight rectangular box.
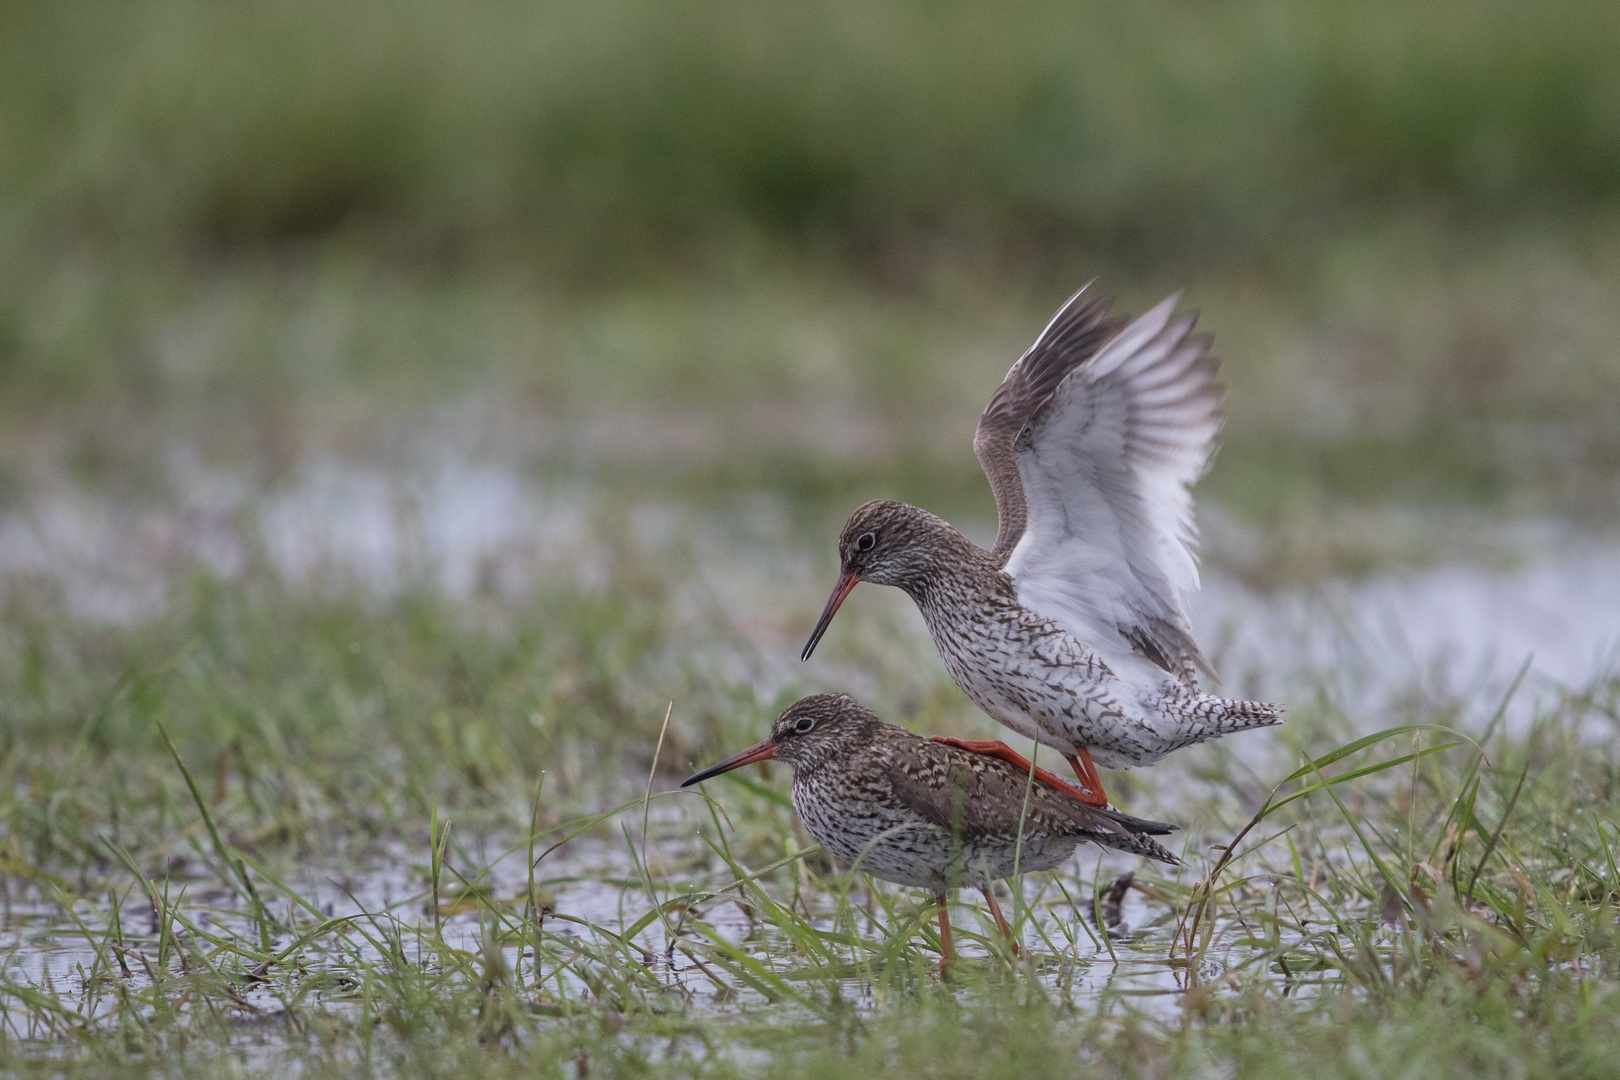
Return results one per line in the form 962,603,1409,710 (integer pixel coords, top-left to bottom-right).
975,285,1127,561
889,741,1179,864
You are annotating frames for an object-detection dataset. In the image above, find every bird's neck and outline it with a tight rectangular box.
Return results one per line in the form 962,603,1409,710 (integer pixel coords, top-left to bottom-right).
786,740,860,795
897,530,1005,611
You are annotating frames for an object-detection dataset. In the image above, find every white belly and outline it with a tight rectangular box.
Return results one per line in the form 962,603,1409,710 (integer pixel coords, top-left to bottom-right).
926,603,1188,769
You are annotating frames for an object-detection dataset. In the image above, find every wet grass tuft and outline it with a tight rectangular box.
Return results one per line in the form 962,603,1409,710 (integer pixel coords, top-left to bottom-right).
1,546,1617,1077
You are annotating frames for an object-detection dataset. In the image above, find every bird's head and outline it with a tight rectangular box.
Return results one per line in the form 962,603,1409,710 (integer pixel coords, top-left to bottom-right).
680,694,876,786
801,500,961,660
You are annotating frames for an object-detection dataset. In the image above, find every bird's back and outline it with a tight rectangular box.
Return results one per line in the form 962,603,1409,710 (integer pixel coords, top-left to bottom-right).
790,723,1177,891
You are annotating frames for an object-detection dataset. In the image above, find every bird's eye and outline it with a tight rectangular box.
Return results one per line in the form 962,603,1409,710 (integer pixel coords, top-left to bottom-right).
793,716,816,734
855,532,876,553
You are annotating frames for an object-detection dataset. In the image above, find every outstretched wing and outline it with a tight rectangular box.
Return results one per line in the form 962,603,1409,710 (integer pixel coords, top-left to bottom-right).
1002,294,1223,684
975,284,1127,560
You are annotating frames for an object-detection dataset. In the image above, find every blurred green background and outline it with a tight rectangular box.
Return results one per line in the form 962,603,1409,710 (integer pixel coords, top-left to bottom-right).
6,7,1620,1071
3,0,1619,568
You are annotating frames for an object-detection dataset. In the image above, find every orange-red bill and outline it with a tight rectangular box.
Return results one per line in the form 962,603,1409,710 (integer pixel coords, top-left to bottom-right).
680,740,779,787
800,570,858,661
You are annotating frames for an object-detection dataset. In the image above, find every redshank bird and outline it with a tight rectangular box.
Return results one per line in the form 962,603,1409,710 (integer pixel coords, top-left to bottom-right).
681,694,1177,974
800,285,1282,808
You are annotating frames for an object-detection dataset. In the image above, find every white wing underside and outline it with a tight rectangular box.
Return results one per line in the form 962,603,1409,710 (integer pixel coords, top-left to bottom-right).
1003,295,1223,683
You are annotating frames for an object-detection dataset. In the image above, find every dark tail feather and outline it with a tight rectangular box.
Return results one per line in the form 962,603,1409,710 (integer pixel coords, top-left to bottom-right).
1218,697,1285,733
1102,807,1178,835
1090,805,1181,864
1092,829,1179,865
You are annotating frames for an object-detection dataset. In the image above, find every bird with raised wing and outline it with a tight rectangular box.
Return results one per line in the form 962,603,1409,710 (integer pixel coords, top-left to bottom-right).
800,285,1283,809
682,694,1177,975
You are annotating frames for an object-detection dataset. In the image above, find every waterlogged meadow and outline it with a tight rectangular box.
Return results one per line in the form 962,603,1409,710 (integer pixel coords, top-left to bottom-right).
5,0,1620,1075
1,458,1618,1077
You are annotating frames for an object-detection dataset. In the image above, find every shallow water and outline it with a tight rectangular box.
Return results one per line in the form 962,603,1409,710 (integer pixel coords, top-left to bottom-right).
2,453,1615,725
1203,541,1620,735
0,815,1325,1052
1,450,1613,1047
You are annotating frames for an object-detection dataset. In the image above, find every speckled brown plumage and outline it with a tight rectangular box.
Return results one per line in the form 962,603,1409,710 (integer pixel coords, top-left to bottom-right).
682,694,1178,893
810,501,1281,777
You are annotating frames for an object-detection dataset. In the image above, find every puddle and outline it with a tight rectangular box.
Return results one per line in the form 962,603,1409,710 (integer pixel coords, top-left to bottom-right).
1199,542,1620,735
0,811,1332,1050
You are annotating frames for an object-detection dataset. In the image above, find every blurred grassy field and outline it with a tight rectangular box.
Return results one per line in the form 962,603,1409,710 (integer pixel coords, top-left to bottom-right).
6,0,1619,265
3,0,1619,537
3,2,1620,1076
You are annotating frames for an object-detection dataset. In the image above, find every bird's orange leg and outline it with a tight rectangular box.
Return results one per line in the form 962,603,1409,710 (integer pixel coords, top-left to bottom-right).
929,736,1103,807
1064,746,1109,808
935,894,953,979
980,888,1021,957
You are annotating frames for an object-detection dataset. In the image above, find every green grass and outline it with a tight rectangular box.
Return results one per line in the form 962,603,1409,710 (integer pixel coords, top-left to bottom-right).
3,0,1618,540
3,1,1619,542
0,516,1618,1077
4,0,1619,264
3,226,1617,584
4,1,1620,1073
